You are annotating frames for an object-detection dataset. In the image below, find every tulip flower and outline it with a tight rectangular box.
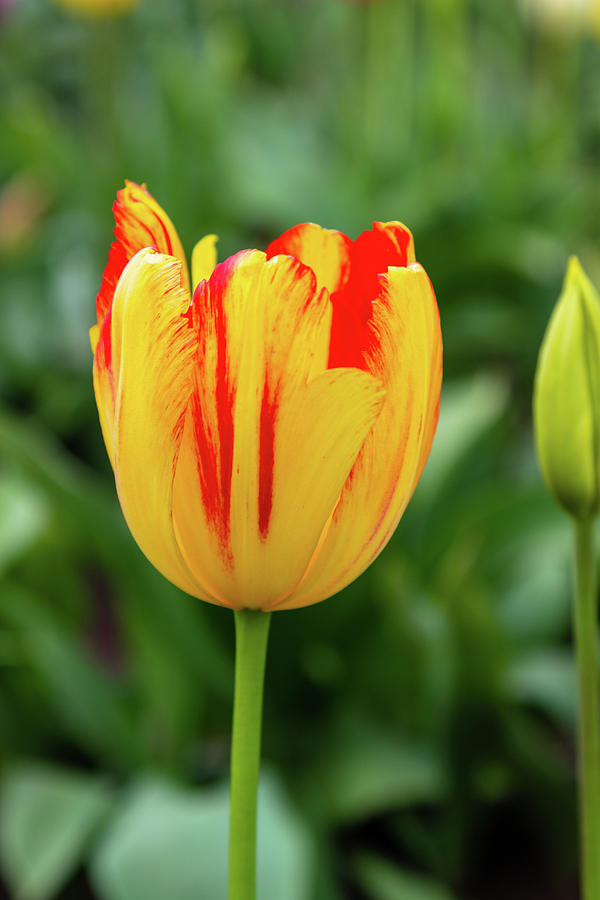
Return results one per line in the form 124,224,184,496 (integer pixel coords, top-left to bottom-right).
534,256,600,900
91,181,442,613
91,180,442,900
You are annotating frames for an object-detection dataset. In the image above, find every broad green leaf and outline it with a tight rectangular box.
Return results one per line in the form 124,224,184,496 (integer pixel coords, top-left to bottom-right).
91,772,313,900
0,763,113,900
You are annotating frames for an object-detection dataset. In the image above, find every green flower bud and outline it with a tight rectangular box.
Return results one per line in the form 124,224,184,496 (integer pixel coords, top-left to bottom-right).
534,257,600,520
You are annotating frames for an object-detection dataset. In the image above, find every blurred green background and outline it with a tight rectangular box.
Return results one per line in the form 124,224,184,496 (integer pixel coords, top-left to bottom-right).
1,0,599,897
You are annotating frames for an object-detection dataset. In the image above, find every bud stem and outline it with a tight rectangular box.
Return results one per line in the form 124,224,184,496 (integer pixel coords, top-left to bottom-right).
229,609,272,900
574,519,600,900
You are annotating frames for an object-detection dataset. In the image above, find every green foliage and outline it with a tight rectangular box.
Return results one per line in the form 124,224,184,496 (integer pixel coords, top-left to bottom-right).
91,773,312,900
0,764,113,899
0,0,598,897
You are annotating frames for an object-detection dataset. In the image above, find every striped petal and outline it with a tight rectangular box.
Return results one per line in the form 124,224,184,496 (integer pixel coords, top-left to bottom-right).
267,220,416,369
171,251,385,609
91,182,189,470
95,181,188,333
266,223,353,294
281,263,442,610
108,247,218,603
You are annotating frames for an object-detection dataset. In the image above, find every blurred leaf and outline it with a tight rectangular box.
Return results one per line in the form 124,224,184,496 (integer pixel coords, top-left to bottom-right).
507,648,577,731
354,853,457,900
0,584,140,769
317,718,447,824
91,772,313,900
416,373,510,506
0,762,113,900
497,507,572,644
0,471,49,573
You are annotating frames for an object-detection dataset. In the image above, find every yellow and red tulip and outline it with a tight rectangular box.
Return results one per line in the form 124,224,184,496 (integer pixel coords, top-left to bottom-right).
91,182,442,611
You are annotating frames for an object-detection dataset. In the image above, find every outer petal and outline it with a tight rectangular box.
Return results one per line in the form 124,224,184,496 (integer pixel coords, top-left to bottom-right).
108,247,219,604
281,263,442,610
92,308,116,465
171,251,385,610
95,181,188,332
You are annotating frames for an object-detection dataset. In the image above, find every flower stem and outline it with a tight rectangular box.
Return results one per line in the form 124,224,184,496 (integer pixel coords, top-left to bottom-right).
229,609,271,900
574,519,600,900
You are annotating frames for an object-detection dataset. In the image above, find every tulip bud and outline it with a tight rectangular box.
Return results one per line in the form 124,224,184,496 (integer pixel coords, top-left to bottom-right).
534,257,600,520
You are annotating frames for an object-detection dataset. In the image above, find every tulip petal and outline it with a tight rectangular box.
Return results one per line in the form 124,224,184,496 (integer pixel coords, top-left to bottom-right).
328,221,415,369
96,181,188,329
266,223,353,294
171,251,385,609
92,308,116,465
109,247,220,604
282,262,442,610
267,221,415,370
191,234,218,288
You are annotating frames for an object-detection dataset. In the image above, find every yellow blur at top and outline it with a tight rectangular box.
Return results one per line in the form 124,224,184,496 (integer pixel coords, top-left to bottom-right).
52,0,139,17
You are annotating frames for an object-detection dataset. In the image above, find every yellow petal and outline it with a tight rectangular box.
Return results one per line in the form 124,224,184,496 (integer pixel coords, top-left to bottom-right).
191,234,218,289
283,263,442,609
110,247,221,604
171,251,384,609
261,367,385,609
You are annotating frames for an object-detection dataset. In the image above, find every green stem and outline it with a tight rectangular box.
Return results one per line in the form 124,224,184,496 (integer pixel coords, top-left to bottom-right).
574,519,600,900
229,609,272,900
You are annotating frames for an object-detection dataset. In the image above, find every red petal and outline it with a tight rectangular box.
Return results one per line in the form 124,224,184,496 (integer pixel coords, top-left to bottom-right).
329,222,413,369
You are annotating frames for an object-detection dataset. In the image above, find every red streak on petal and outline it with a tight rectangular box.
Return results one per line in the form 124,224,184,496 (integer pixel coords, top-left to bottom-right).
96,306,112,373
258,379,276,539
186,261,249,564
215,290,234,552
96,241,129,326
